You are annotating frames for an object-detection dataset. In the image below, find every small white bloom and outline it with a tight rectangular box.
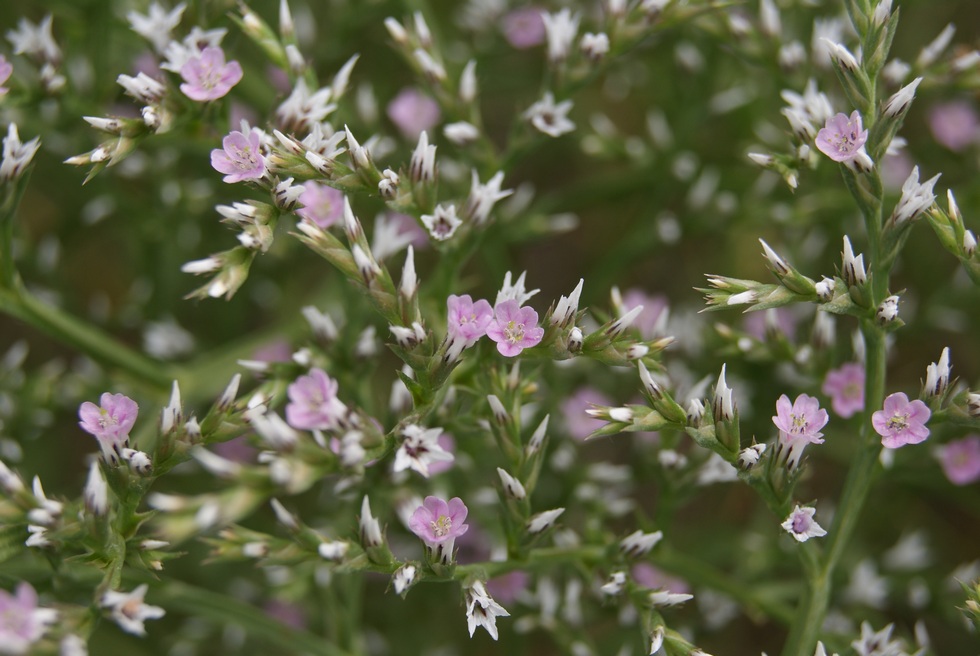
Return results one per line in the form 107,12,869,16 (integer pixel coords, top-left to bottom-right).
392,563,417,596
781,505,827,542
359,496,383,548
497,467,527,500
841,236,867,287
0,124,42,182
127,2,186,53
620,529,664,558
6,14,61,63
409,130,437,183
524,93,576,138
600,571,627,596
393,424,453,478
916,23,955,69
649,589,694,606
84,459,108,516
580,32,610,61
737,443,767,469
542,9,580,63
464,170,513,225
527,508,565,535
421,204,462,241
495,271,539,307
713,364,734,422
318,540,349,561
100,584,166,636
882,77,922,118
444,121,480,146
465,580,510,640
890,166,940,226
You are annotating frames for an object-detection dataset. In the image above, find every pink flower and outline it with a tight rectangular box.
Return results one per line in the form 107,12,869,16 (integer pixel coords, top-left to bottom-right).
386,87,441,139
0,56,13,96
0,582,58,653
79,393,139,462
501,7,546,49
408,496,470,565
562,387,613,441
486,571,530,604
815,111,869,162
620,288,669,338
427,434,456,476
772,393,829,443
938,435,980,485
872,392,931,448
211,128,266,183
927,101,979,152
822,362,865,419
285,368,348,431
295,182,344,228
447,294,493,343
631,563,690,594
179,46,243,101
486,299,544,357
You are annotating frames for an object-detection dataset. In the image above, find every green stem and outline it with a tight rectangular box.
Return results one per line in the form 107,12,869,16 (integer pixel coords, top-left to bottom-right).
156,580,353,656
780,325,886,655
0,282,173,393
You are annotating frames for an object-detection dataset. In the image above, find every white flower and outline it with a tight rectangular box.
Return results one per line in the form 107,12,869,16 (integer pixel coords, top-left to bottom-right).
495,270,539,307
276,79,336,132
844,559,889,609
527,508,565,535
649,589,694,606
421,204,462,241
409,131,437,182
392,564,417,596
465,581,510,640
600,571,627,596
393,424,453,477
0,124,41,182
444,121,480,145
127,2,186,53
580,32,610,60
359,496,383,548
372,213,415,261
696,453,738,485
542,9,580,63
781,505,827,542
524,93,575,138
464,170,513,224
6,15,61,63
497,468,527,500
100,584,166,636
889,166,940,226
851,621,905,656
620,530,664,558
317,540,349,561
83,460,108,516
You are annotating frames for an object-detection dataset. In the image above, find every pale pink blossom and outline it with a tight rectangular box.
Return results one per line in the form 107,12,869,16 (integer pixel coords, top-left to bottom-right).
631,563,690,594
179,46,242,101
210,128,265,183
386,87,441,139
501,7,546,49
772,393,829,443
815,111,869,162
927,100,979,152
447,294,493,344
295,182,343,228
822,362,865,418
408,495,469,564
285,368,347,431
0,582,58,654
872,392,931,448
562,387,613,441
486,299,544,357
79,393,139,462
0,55,12,96
938,435,980,485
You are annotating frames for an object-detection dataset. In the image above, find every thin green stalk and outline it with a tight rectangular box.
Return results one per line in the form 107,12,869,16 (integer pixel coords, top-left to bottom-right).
0,283,173,393
781,325,887,655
